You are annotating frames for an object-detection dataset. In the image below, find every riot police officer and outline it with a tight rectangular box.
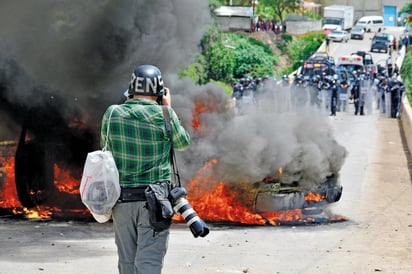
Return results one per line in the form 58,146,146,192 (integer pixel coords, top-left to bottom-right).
330,77,338,116
351,71,364,115
337,76,350,112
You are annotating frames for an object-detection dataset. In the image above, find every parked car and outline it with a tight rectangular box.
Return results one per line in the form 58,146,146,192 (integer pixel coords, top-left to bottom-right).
350,26,365,40
310,52,335,67
355,16,383,33
370,33,390,53
328,30,350,42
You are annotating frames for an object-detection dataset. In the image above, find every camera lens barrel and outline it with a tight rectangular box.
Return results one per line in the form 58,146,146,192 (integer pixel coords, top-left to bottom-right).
172,196,209,238
174,199,198,224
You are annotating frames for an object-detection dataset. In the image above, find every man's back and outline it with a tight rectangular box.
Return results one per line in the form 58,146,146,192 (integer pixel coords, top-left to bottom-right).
101,99,190,188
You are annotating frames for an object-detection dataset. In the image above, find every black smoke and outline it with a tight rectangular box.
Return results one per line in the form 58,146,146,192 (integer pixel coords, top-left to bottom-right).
172,78,347,192
0,0,212,140
0,0,347,198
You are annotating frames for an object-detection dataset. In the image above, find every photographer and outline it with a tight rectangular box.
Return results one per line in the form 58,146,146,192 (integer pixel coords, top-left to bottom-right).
100,65,190,274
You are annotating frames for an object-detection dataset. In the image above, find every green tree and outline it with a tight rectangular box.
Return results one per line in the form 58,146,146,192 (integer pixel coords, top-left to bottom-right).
179,55,208,85
285,32,325,70
228,33,277,78
400,2,412,26
257,0,302,22
181,22,277,84
209,39,236,82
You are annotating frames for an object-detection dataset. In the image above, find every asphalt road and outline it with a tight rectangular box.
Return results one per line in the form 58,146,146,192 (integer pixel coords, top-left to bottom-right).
1,28,412,274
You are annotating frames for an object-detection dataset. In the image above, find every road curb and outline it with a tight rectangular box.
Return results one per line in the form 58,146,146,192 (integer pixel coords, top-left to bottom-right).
400,97,412,156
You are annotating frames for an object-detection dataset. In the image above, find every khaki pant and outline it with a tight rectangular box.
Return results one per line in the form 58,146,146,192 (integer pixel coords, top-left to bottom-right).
112,201,169,274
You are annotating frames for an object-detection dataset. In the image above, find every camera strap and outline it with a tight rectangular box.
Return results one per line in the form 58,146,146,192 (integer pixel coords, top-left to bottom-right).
162,106,181,187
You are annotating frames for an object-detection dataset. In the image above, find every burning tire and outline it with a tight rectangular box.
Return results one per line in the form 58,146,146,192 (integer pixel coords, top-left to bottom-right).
254,191,305,213
252,175,343,214
13,102,96,213
15,126,54,208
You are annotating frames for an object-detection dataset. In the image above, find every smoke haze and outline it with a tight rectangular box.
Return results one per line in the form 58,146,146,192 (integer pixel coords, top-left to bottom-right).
0,0,211,127
172,79,347,191
0,1,347,191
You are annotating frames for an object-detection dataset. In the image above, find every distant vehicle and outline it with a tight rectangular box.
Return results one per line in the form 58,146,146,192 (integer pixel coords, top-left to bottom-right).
322,5,354,33
328,30,350,42
351,51,373,66
299,52,335,83
310,52,335,66
355,16,383,33
371,33,390,53
350,26,365,40
336,55,365,77
353,51,377,75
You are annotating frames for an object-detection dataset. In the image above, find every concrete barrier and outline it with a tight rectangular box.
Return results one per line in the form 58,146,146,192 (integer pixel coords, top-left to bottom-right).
395,45,412,156
400,97,412,155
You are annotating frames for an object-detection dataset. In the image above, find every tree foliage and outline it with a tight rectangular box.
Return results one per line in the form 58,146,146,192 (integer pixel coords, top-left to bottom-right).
227,33,277,78
182,1,322,84
400,2,412,26
257,0,302,22
286,32,326,70
180,23,277,83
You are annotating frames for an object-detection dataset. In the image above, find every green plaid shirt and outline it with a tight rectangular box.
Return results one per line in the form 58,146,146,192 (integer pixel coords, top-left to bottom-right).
100,98,190,188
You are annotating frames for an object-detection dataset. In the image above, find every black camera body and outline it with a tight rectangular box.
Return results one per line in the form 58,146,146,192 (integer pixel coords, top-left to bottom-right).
156,95,163,105
169,186,209,238
156,89,167,105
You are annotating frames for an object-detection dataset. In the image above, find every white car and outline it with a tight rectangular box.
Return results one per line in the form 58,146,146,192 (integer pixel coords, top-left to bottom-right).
328,30,350,43
350,26,365,40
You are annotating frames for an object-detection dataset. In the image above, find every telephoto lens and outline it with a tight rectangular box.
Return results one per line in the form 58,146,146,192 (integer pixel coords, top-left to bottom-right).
169,187,209,238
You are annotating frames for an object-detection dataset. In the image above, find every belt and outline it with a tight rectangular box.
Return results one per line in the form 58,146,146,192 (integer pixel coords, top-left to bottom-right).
118,187,147,203
117,181,171,203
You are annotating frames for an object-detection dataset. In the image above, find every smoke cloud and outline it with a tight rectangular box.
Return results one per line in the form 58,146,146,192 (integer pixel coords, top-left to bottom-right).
0,0,211,132
0,1,347,192
172,79,347,191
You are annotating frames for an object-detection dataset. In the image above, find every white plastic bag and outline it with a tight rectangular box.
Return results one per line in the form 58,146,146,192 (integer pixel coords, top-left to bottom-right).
79,150,120,223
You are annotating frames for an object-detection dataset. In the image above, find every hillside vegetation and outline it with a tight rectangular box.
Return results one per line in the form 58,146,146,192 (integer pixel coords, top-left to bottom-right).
179,24,325,93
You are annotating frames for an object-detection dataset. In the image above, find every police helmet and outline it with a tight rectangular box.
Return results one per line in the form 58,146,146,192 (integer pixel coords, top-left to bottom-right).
127,65,164,97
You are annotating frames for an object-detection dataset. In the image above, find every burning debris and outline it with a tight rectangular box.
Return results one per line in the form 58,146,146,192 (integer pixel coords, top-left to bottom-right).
0,1,347,224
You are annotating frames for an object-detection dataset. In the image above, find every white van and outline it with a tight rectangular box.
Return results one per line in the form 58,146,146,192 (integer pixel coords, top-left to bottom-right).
355,16,383,33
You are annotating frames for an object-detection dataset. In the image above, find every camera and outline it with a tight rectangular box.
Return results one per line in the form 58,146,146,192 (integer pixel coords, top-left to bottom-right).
169,186,209,238
156,89,167,105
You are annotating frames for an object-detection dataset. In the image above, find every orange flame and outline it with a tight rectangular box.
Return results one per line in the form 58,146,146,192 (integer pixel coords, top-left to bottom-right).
0,157,22,208
192,101,208,130
191,97,221,130
19,206,55,219
278,167,283,175
181,159,306,225
188,181,266,225
0,155,87,219
1,145,342,223
53,164,80,195
305,192,325,202
260,209,303,225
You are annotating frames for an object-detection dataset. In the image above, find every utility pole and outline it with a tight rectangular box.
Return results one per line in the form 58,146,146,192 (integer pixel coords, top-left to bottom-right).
252,0,258,18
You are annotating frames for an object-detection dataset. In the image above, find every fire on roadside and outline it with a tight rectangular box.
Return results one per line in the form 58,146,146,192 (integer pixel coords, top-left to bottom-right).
0,155,88,219
1,151,346,224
